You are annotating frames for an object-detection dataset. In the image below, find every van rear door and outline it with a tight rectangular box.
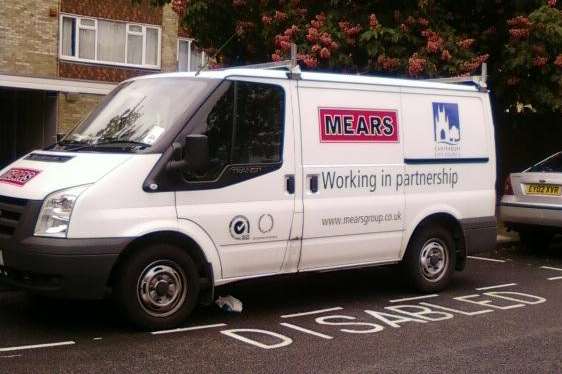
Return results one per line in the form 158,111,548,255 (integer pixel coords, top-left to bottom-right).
296,81,405,270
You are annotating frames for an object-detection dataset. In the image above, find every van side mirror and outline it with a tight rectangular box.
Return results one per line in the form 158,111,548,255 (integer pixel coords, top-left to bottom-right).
184,134,209,174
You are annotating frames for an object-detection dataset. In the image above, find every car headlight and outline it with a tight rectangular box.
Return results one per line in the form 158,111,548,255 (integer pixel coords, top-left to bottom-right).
34,185,91,238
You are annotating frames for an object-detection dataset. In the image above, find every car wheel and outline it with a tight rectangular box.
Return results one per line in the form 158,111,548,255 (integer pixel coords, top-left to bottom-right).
519,230,553,251
114,243,200,331
404,224,455,293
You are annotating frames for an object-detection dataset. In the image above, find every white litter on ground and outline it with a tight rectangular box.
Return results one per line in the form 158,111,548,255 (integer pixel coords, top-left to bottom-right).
216,295,243,313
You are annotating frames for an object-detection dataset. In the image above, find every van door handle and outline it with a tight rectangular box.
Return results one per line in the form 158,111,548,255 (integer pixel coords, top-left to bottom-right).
286,175,295,194
309,175,319,193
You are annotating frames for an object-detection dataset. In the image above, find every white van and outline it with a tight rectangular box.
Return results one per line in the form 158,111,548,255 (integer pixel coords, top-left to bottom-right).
0,67,497,329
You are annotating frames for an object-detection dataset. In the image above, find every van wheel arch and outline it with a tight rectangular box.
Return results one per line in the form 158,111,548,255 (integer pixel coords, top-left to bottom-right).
108,231,214,305
406,213,466,271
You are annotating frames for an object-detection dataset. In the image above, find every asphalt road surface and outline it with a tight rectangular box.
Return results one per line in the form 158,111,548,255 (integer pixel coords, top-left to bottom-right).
0,242,561,374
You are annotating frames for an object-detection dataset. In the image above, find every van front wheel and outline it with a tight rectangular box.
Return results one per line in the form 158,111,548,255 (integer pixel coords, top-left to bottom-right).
404,224,455,293
114,244,200,330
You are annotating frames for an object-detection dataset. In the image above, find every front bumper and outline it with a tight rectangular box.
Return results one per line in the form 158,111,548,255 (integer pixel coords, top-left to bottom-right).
0,236,130,299
0,196,131,299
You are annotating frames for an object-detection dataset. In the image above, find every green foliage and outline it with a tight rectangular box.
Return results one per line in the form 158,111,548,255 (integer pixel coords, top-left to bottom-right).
500,5,562,112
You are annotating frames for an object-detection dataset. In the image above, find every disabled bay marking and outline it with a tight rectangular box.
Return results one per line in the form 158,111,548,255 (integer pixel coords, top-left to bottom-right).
389,294,439,303
475,283,517,291
151,323,227,335
467,256,506,263
0,341,75,353
540,266,562,280
280,322,333,339
281,307,343,318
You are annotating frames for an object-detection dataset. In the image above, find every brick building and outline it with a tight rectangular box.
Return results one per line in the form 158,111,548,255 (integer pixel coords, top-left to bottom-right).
0,0,204,168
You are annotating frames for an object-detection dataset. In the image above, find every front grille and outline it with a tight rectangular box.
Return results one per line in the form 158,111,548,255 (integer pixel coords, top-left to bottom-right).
0,195,28,238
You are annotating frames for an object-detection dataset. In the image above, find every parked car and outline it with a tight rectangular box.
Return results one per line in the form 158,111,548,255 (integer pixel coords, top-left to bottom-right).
501,151,562,248
0,67,497,330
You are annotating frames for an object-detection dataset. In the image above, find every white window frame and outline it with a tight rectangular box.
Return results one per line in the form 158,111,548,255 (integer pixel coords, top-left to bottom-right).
177,38,207,72
59,14,161,70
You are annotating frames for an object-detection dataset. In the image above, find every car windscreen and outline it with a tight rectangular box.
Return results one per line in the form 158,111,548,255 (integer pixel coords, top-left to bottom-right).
56,77,217,152
527,152,562,173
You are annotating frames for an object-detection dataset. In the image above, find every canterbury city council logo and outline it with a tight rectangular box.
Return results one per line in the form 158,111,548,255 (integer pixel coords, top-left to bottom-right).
433,102,460,145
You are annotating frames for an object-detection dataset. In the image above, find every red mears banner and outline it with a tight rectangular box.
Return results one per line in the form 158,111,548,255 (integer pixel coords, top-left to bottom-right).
319,108,399,143
0,168,41,186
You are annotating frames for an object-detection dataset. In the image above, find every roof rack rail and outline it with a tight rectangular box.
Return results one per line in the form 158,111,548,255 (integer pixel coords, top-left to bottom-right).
233,60,293,70
426,63,488,91
221,43,302,79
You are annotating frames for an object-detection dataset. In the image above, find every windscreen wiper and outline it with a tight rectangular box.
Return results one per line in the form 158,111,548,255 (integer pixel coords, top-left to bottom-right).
94,140,151,148
56,139,151,152
53,139,90,151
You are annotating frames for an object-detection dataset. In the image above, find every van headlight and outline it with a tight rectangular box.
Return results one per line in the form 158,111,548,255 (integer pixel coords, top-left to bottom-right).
34,185,91,238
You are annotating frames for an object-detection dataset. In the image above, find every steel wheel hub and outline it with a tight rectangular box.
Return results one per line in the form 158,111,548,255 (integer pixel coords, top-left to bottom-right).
137,261,187,318
420,239,448,281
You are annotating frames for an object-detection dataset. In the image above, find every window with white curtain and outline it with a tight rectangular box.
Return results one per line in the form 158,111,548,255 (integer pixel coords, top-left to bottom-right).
61,17,76,57
177,39,207,72
126,24,143,65
146,28,159,66
97,20,126,63
78,18,96,60
60,15,161,69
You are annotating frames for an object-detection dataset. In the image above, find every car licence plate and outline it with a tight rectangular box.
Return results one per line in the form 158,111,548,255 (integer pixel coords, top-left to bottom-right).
526,184,561,196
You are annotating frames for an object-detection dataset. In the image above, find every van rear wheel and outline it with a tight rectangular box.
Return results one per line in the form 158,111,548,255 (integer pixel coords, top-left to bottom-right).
404,224,455,292
114,244,200,331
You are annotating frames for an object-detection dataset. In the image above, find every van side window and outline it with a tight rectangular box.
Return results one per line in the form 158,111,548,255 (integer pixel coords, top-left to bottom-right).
185,81,284,181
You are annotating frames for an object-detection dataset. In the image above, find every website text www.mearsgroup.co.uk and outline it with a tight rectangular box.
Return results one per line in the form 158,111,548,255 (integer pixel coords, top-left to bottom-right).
321,212,402,226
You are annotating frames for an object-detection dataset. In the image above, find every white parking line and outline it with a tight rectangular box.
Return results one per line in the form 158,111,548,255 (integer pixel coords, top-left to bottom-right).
540,266,562,272
540,266,562,280
0,355,22,359
280,323,333,339
281,307,343,318
151,323,227,335
389,294,439,303
475,283,517,291
467,256,506,263
0,341,75,353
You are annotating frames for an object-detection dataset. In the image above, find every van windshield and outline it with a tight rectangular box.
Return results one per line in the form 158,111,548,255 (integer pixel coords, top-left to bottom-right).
54,77,216,152
527,152,562,173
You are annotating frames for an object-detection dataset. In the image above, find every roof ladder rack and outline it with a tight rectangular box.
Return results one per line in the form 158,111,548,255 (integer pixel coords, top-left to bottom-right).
426,63,488,91
225,44,302,79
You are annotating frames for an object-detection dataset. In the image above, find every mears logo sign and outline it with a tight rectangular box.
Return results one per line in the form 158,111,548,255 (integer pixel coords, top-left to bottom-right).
319,108,399,143
0,168,41,186
433,103,460,145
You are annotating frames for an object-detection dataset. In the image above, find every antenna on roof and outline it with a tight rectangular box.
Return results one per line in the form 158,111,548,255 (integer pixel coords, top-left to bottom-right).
195,32,237,76
426,62,488,91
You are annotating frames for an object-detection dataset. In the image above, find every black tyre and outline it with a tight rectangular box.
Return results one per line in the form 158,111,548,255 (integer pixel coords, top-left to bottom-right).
519,229,553,251
113,243,200,330
403,223,455,292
